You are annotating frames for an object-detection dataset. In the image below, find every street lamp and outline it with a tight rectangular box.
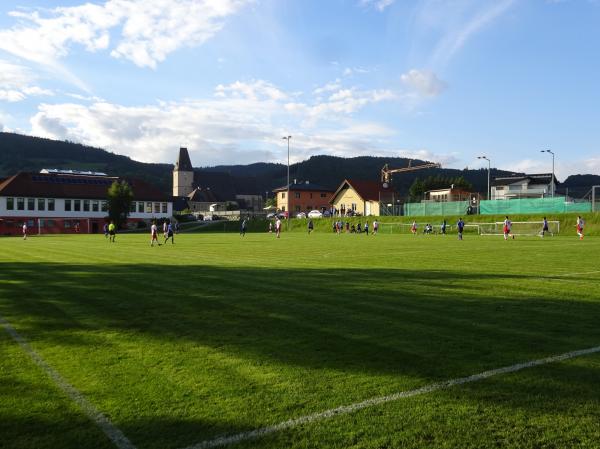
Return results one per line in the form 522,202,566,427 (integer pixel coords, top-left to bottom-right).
282,135,292,229
477,156,491,200
540,149,555,198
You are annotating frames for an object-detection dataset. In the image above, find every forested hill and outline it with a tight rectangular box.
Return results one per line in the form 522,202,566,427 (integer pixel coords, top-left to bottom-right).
1,132,598,198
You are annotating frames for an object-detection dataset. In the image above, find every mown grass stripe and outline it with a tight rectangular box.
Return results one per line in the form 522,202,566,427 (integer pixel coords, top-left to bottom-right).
183,345,600,449
0,314,137,449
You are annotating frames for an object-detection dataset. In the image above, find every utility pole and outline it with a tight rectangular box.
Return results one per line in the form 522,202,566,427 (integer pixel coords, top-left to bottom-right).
477,155,491,200
282,136,292,230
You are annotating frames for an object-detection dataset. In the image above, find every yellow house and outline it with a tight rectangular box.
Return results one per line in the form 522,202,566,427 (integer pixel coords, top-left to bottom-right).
330,179,396,216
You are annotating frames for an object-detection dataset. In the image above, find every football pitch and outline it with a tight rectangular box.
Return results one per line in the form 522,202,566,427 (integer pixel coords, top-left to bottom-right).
1,231,599,449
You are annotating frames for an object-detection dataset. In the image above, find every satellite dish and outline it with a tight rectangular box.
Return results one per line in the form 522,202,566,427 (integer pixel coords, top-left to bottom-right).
382,182,389,188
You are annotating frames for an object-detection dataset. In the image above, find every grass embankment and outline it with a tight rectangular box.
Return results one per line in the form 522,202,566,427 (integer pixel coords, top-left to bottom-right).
1,233,599,449
198,212,600,235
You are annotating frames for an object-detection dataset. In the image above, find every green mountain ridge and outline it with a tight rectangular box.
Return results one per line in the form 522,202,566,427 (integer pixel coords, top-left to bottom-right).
1,132,598,198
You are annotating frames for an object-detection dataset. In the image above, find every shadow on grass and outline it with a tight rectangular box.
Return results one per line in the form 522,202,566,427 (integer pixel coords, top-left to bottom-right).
1,262,599,449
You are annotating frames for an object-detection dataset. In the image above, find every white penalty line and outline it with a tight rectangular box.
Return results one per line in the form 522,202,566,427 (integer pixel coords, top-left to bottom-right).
183,344,600,449
0,315,137,449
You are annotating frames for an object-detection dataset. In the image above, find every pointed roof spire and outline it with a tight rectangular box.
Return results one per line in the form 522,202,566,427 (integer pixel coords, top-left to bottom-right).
174,147,193,171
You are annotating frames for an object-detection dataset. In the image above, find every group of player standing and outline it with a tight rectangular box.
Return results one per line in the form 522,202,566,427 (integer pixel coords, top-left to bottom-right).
332,219,379,235
150,220,175,246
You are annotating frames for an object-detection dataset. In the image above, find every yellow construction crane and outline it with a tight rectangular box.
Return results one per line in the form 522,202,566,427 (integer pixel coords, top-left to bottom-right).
381,160,442,184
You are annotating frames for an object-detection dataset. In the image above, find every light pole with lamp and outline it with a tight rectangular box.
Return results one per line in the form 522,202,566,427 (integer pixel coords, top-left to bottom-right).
477,156,491,200
282,136,292,229
540,149,555,198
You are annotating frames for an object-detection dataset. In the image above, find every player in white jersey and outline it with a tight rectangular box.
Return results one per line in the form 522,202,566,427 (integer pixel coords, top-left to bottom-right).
22,222,27,240
275,218,282,238
150,222,160,246
576,216,585,240
503,216,513,240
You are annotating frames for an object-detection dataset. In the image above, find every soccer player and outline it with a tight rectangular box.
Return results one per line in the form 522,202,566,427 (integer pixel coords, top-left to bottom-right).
150,221,160,246
411,220,417,235
103,222,108,238
164,221,175,244
240,218,247,237
441,219,447,235
457,217,464,240
576,216,585,240
541,217,549,237
22,222,27,240
364,221,369,235
163,220,168,239
108,221,116,242
373,220,378,235
503,216,513,240
308,219,314,234
275,218,281,238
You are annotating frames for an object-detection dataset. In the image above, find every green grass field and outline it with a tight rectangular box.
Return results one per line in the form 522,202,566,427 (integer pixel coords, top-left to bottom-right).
1,230,599,449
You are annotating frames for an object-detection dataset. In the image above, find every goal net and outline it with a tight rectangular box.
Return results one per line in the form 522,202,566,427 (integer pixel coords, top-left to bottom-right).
478,221,560,236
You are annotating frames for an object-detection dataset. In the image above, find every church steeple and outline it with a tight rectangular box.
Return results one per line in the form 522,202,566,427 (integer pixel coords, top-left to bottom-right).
173,147,194,197
175,147,193,171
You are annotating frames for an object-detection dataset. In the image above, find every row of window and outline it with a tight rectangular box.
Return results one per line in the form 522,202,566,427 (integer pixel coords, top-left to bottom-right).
280,192,329,199
5,198,168,214
129,201,169,214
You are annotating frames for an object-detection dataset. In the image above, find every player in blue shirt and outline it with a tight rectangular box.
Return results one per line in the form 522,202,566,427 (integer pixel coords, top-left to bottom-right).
457,218,465,240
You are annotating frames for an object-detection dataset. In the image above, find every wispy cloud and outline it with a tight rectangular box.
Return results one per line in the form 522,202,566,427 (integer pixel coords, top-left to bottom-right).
0,59,54,102
359,0,396,12
410,0,517,71
401,69,447,97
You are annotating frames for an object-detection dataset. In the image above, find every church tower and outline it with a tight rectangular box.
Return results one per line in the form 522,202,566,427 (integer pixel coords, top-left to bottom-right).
173,147,194,197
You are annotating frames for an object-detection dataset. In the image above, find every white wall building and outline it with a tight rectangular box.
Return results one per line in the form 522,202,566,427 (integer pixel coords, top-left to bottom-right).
491,174,557,200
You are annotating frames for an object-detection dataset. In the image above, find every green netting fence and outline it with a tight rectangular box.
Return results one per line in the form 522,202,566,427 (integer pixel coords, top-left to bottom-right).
403,201,470,217
480,197,591,215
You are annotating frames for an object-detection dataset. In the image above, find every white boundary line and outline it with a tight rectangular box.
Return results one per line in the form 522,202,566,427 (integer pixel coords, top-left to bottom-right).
0,315,137,449
543,270,600,278
181,345,600,449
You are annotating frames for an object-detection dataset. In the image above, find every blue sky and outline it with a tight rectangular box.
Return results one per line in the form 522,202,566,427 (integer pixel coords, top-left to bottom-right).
0,0,599,179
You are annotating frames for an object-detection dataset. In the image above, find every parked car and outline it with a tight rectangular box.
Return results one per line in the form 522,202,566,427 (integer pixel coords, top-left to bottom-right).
307,210,323,218
266,212,277,219
322,210,331,217
296,212,307,219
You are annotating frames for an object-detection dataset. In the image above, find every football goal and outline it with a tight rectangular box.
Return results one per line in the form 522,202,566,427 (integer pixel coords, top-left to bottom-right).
478,221,560,236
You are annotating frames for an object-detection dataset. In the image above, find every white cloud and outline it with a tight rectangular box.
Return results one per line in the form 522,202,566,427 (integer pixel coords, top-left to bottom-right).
29,79,399,165
401,69,447,97
506,156,600,180
0,0,251,70
0,59,54,102
359,0,396,12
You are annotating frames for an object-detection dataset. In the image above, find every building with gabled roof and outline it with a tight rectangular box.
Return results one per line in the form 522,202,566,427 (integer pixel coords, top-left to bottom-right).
329,179,397,216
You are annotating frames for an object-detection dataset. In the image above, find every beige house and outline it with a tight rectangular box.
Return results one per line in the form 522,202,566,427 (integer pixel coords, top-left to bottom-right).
425,187,471,202
330,179,396,216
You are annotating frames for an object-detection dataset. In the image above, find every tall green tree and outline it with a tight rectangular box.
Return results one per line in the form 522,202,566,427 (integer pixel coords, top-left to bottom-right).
409,178,426,202
107,180,134,228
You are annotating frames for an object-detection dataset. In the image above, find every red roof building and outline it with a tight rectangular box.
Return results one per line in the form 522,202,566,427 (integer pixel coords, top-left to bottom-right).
0,170,172,236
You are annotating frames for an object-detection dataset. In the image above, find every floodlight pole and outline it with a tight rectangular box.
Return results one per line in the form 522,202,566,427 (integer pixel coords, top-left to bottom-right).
541,149,555,198
283,136,292,230
477,156,491,200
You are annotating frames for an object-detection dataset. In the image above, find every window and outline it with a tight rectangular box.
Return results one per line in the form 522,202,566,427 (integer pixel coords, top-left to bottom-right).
27,198,35,210
64,220,71,228
351,203,357,211
295,192,301,199
281,206,286,211
130,202,137,213
83,200,90,212
320,193,327,198
92,200,99,212
101,201,108,212
48,199,55,211
310,193,313,199
65,199,72,211
154,202,160,214
162,203,168,213
495,186,505,191
295,205,301,212
38,198,45,211
6,198,14,210
281,192,286,199
146,202,152,213
74,200,81,212
138,202,144,213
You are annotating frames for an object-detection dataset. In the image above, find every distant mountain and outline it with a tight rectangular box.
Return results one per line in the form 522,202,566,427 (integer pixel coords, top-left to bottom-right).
1,132,599,199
